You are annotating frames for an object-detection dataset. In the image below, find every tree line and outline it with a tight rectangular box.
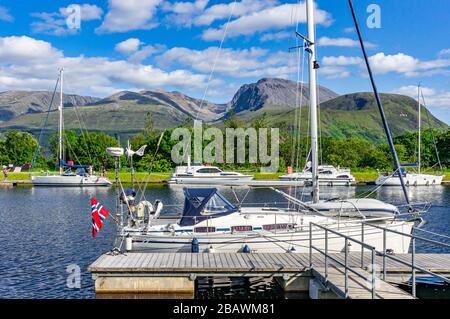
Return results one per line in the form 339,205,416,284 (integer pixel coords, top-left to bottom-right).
0,118,448,172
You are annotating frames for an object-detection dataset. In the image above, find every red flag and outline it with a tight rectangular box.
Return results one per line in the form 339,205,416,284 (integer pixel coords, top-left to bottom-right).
91,197,110,237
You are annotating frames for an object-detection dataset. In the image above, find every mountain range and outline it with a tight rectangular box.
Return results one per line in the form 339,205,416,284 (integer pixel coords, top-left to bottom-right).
0,78,447,143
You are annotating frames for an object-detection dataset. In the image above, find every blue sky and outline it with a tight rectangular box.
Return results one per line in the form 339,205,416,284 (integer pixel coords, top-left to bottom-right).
0,0,449,124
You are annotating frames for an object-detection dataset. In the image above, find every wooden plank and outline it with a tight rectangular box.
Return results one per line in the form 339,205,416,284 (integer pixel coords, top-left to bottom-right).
312,266,414,299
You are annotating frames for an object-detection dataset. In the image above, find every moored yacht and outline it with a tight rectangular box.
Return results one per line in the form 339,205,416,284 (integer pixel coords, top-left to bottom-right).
31,69,111,187
375,85,444,186
280,163,356,186
375,170,444,187
168,157,253,185
120,187,414,254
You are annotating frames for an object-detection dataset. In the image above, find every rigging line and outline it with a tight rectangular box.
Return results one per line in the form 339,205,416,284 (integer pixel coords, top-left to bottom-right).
359,168,400,199
420,90,443,171
295,47,306,172
294,43,306,199
290,1,301,172
138,131,165,202
71,102,94,163
63,134,83,167
31,75,60,171
71,104,93,165
195,0,238,121
349,0,410,206
63,74,95,165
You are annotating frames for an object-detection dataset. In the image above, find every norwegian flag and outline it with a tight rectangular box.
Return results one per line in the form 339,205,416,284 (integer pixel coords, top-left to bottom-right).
91,197,110,237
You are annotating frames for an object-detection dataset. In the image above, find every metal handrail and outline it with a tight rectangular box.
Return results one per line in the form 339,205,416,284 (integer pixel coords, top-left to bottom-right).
363,222,450,248
309,222,377,298
361,222,450,297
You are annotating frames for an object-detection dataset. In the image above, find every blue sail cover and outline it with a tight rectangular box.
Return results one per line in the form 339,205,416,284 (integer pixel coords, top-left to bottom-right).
179,188,238,226
59,159,90,169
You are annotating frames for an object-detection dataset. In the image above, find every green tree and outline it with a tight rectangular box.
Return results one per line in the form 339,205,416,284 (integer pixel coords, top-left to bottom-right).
3,130,38,165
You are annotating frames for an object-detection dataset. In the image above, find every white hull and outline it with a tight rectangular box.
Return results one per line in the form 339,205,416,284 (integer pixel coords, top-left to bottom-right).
280,165,356,186
31,174,111,186
279,176,354,186
126,220,413,254
375,173,444,186
168,176,253,185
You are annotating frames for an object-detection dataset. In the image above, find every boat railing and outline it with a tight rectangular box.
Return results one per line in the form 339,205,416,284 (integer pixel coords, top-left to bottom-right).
309,221,450,298
361,222,450,297
309,222,378,298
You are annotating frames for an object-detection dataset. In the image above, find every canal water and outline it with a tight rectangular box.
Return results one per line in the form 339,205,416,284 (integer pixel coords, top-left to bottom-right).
0,185,449,298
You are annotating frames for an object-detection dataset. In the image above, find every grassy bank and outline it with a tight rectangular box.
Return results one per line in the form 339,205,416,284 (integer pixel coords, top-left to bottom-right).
3,169,449,183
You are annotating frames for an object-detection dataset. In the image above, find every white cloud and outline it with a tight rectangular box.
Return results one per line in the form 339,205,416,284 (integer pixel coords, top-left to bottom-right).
156,46,291,78
60,4,103,21
393,85,450,109
161,0,277,28
260,31,291,42
322,56,362,66
318,37,375,48
322,52,450,78
195,0,277,26
0,6,13,22
343,27,354,33
202,2,332,41
0,36,208,97
96,0,161,33
31,4,103,36
369,52,450,77
115,38,164,63
0,36,62,64
128,45,165,63
319,66,351,79
438,48,450,57
115,38,142,55
161,0,209,27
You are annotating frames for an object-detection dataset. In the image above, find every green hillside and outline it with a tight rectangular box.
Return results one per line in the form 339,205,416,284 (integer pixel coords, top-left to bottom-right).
0,100,189,135
266,93,448,143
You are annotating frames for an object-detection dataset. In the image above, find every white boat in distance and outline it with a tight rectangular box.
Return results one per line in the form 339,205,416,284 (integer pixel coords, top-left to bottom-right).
32,69,111,187
280,164,356,186
375,85,444,187
168,157,253,185
375,170,443,187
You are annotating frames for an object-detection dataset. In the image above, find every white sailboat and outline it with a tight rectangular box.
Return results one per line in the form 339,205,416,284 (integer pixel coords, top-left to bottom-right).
375,85,444,186
112,0,418,254
168,156,253,185
280,161,356,186
32,69,111,187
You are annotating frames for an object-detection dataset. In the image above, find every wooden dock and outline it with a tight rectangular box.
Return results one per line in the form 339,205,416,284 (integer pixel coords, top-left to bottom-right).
88,252,450,299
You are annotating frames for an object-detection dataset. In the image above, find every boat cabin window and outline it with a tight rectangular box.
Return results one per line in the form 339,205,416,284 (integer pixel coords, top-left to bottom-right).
232,225,253,232
320,170,333,175
263,223,294,231
196,168,222,174
337,175,349,178
194,226,216,233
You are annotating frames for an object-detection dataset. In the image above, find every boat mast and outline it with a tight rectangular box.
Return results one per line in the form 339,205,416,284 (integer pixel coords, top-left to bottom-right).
58,68,64,175
417,84,421,175
349,0,410,206
306,0,320,203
